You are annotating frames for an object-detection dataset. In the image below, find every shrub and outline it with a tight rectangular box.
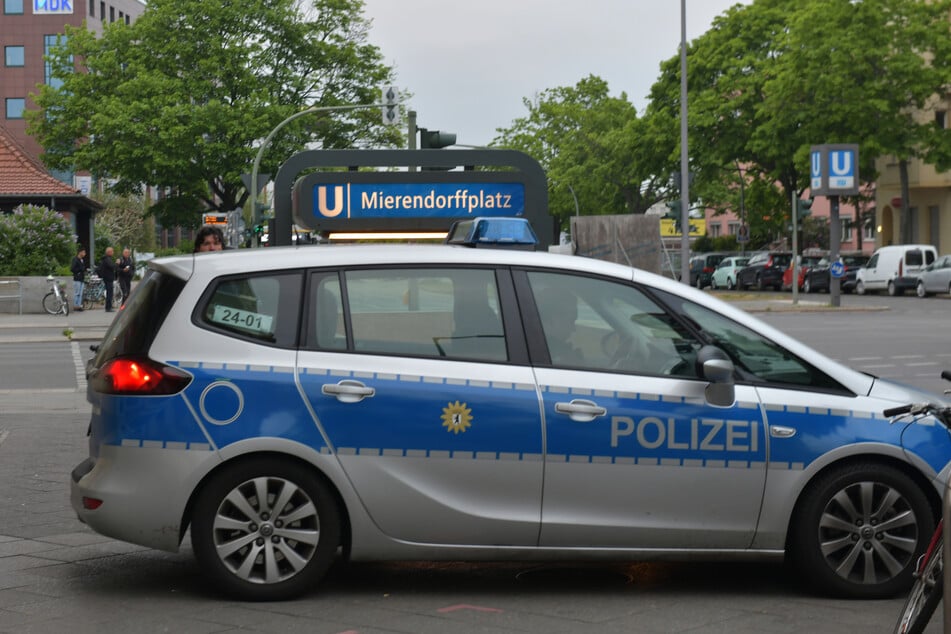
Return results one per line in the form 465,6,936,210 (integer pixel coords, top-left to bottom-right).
0,205,76,276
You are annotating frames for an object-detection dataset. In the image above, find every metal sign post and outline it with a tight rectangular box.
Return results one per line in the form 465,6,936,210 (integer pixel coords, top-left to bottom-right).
810,144,859,308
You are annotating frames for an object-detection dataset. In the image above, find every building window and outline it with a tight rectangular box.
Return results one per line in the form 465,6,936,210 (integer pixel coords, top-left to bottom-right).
708,222,722,238
728,223,741,236
5,45,24,67
4,0,24,15
6,98,25,119
109,6,115,21
841,217,853,242
100,2,105,20
936,111,947,129
124,14,130,24
89,0,94,16
863,218,875,241
44,35,71,89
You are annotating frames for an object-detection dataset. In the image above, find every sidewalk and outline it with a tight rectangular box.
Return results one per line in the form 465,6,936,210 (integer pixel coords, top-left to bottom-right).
0,305,116,343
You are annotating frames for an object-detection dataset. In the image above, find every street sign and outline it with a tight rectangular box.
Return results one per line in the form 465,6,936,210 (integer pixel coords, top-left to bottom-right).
830,260,846,279
809,144,860,196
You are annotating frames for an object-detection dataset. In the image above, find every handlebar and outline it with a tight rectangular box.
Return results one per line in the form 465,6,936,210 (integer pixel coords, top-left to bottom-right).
884,404,915,418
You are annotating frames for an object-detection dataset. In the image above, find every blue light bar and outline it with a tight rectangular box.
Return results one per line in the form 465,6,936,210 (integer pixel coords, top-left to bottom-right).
445,217,538,250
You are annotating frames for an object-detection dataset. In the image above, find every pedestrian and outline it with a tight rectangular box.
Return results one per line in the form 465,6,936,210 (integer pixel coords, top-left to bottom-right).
98,246,117,312
117,247,135,306
70,246,86,312
194,225,225,252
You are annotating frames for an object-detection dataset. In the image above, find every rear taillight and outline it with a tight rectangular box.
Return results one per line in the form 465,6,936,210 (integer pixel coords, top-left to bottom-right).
91,357,192,395
703,266,714,273
899,259,903,277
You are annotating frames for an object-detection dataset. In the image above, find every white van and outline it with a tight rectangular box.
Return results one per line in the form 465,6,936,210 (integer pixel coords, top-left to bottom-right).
856,244,938,296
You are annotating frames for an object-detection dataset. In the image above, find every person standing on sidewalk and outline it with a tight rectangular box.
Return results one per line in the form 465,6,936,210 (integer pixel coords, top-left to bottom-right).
98,247,117,312
70,246,86,312
117,247,134,306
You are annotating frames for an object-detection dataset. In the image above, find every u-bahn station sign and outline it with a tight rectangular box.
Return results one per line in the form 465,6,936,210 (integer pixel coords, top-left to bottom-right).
274,149,554,248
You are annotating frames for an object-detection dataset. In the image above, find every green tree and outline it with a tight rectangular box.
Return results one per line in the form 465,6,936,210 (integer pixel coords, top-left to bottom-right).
28,0,401,229
646,0,951,246
93,192,156,253
0,206,75,276
493,76,670,231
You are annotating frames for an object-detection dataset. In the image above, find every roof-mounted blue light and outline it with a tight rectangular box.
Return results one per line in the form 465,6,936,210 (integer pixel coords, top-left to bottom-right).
445,217,538,250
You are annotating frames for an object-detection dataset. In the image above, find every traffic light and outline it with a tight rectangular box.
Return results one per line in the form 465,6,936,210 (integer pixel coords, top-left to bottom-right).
419,128,456,149
664,200,682,233
796,197,814,220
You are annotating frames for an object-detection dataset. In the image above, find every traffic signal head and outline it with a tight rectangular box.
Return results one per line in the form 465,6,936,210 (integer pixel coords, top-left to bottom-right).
797,197,814,219
665,200,682,216
419,128,456,149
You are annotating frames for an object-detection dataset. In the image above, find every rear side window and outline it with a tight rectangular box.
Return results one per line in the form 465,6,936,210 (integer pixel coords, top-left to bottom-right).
199,272,303,348
906,250,923,267
92,270,185,366
341,268,507,361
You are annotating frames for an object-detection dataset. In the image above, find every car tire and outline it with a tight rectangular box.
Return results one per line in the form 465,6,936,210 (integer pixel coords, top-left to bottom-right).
916,281,928,298
790,462,933,599
191,457,341,601
756,276,766,291
696,276,704,290
727,277,735,290
710,278,718,290
803,279,812,294
856,281,866,296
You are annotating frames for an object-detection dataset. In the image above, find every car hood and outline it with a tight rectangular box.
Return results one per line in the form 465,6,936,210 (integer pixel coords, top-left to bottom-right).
868,376,951,408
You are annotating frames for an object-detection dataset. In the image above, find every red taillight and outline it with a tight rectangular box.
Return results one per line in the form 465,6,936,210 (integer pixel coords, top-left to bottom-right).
92,357,192,395
82,497,103,510
703,266,714,273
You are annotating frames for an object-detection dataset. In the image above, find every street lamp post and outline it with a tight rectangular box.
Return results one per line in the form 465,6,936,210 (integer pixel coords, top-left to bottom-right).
250,102,391,246
679,0,691,284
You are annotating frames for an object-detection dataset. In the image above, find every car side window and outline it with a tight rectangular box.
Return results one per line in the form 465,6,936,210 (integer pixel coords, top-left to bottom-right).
304,273,346,351
343,268,507,361
199,272,302,348
526,271,700,377
656,290,846,391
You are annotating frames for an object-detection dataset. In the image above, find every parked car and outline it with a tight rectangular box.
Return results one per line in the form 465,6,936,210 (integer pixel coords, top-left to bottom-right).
710,256,749,290
71,235,951,602
802,254,870,294
688,252,729,289
736,251,792,291
915,254,951,297
855,244,937,296
782,255,824,291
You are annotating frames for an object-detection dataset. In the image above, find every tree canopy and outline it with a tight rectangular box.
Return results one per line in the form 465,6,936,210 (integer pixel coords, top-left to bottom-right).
28,0,402,228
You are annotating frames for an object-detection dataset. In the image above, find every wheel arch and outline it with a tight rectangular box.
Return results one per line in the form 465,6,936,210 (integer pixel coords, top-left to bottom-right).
179,450,353,558
783,453,941,554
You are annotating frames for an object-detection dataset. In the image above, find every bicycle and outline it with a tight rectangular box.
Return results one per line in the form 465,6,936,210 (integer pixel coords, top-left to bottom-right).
892,370,951,634
42,275,69,316
81,274,120,310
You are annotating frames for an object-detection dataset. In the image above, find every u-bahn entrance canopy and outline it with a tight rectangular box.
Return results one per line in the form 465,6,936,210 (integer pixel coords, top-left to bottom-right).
272,149,553,248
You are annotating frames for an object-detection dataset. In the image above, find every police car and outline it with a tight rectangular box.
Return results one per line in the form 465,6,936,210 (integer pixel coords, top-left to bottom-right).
71,229,951,601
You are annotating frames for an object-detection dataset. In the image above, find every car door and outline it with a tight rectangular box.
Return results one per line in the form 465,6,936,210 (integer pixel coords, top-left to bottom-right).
517,269,768,549
862,252,885,289
297,266,544,547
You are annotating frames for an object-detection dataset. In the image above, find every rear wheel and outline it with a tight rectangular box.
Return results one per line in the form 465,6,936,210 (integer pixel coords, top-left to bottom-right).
710,278,718,290
756,276,766,291
191,457,341,601
790,462,932,599
727,277,735,290
888,280,903,296
803,278,812,294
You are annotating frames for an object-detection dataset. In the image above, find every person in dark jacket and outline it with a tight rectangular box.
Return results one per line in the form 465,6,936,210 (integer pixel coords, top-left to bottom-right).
70,246,86,312
117,247,134,306
98,246,117,312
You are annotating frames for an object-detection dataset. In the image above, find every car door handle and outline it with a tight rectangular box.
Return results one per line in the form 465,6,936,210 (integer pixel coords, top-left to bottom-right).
321,380,375,403
554,399,606,423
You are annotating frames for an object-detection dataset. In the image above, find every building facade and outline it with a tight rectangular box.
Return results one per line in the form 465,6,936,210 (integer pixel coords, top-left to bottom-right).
1,0,145,162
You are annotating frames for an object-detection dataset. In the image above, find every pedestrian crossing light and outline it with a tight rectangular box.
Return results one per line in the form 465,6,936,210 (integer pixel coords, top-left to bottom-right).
797,197,814,219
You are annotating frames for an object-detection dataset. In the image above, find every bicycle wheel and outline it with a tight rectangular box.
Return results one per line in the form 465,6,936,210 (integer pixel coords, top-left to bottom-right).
42,291,65,316
894,533,943,634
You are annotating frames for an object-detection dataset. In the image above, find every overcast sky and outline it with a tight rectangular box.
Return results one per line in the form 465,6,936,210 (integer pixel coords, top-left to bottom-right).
361,1,749,147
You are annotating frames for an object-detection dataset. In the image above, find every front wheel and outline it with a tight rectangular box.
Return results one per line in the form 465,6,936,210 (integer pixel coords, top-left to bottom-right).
916,281,928,298
191,458,341,601
856,280,866,295
710,278,718,290
42,291,66,316
803,278,812,294
727,277,735,290
790,462,933,599
893,531,942,634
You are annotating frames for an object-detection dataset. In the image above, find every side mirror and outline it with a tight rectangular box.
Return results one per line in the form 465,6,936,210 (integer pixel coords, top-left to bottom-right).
696,345,735,408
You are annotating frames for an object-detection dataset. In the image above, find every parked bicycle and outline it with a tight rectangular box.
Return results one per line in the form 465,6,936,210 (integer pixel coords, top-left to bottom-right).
892,370,951,634
82,274,121,310
42,275,69,316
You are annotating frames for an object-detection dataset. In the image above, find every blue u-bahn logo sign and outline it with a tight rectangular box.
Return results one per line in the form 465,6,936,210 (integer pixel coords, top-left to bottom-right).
809,144,859,196
34,0,73,14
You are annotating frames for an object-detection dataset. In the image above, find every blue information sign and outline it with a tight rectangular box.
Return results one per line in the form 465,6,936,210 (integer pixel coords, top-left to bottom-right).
830,260,846,279
311,182,526,220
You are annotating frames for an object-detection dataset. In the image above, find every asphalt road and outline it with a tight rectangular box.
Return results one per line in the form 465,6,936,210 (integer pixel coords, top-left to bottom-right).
0,293,947,633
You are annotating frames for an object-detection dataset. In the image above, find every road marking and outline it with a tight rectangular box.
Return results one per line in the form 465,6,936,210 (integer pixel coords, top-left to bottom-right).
892,355,925,360
437,604,503,614
858,364,896,369
906,362,939,367
71,341,86,391
850,357,882,361
0,430,8,447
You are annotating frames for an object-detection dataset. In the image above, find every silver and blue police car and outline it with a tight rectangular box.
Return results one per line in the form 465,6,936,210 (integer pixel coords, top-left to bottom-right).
71,236,951,601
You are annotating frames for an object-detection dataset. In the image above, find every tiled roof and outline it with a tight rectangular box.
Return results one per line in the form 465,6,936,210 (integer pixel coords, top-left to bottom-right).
0,124,80,197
